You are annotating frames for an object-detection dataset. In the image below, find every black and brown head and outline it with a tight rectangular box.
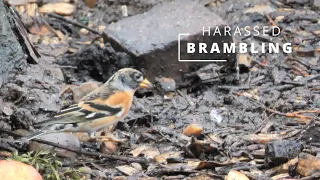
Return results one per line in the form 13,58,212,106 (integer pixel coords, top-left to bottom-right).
107,68,153,91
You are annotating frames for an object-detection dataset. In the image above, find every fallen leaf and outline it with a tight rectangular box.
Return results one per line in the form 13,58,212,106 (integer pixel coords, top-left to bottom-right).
100,141,118,154
206,134,224,144
116,165,140,176
296,154,320,176
154,151,183,163
130,145,160,159
84,0,96,8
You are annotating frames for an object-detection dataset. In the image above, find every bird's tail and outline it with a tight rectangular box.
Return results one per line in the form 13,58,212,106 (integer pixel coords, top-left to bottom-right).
15,130,48,142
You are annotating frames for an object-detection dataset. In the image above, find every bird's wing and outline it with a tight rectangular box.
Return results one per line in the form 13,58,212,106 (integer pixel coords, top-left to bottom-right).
34,88,132,127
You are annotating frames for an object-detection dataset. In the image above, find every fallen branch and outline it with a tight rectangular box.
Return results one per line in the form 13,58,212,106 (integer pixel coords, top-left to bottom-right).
266,14,278,27
265,108,320,120
47,13,101,35
0,128,150,164
218,85,251,91
244,97,320,121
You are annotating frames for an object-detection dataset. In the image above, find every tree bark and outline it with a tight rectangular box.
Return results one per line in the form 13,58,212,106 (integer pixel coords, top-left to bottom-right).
0,0,27,87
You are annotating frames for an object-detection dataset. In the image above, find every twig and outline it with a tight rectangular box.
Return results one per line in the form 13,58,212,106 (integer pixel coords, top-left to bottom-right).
292,65,309,77
177,90,194,106
0,128,150,164
218,85,251,91
281,80,305,86
262,84,295,93
266,14,278,27
47,13,101,35
245,97,320,121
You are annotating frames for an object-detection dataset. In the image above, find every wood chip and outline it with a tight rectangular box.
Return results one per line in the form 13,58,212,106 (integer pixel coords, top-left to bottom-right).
26,3,37,17
39,2,75,16
116,165,140,176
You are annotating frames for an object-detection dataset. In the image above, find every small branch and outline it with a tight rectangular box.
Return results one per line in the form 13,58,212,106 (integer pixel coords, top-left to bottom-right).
47,13,101,35
266,14,278,27
0,128,150,164
245,97,320,121
218,85,251,91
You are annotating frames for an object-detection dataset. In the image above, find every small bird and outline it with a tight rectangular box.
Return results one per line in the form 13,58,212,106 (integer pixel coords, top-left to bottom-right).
16,68,153,142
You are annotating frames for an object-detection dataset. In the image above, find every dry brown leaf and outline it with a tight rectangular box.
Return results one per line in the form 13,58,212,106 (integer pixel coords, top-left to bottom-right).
154,151,183,163
188,138,218,156
196,160,233,170
130,145,160,159
206,134,224,144
39,3,75,16
113,176,127,180
29,25,52,36
0,151,12,158
266,157,298,175
116,165,140,176
84,0,97,8
296,154,320,176
226,170,250,180
183,123,203,137
100,141,118,154
73,132,91,142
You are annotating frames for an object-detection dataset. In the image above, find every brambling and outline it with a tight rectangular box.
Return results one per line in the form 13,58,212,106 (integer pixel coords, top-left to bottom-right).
16,68,153,142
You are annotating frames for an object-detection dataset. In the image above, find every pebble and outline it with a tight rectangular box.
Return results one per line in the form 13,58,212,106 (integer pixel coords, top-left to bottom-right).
2,106,13,116
130,162,142,171
80,28,90,36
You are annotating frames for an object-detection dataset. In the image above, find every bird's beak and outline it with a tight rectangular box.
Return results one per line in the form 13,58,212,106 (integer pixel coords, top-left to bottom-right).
139,78,153,89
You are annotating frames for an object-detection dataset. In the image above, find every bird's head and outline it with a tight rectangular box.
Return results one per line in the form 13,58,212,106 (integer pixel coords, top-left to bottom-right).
107,68,153,91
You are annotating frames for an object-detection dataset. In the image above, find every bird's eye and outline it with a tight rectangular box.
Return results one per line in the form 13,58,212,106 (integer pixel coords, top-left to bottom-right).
134,73,143,81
